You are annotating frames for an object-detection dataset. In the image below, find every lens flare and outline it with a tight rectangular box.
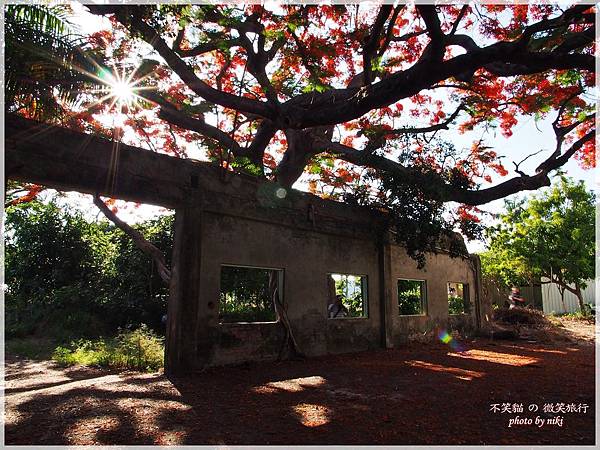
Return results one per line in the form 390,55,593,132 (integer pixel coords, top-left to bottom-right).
438,329,466,353
96,65,148,110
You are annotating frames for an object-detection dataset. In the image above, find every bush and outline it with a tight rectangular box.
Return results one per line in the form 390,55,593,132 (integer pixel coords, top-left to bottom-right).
52,325,164,372
6,337,56,360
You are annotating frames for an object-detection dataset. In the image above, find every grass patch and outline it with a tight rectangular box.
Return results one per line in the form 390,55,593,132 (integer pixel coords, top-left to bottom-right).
52,325,164,372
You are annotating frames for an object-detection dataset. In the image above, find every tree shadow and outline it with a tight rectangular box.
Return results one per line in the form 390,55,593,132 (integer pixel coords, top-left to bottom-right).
5,340,595,446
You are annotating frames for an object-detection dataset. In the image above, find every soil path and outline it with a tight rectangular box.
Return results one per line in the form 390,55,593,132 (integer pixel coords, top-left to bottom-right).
4,319,595,445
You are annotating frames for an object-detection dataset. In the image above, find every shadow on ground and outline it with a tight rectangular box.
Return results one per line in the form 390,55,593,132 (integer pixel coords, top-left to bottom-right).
4,336,595,445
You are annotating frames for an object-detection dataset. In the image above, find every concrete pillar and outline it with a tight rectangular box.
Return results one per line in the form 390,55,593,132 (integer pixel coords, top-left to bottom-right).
166,205,204,375
470,254,487,331
378,233,395,348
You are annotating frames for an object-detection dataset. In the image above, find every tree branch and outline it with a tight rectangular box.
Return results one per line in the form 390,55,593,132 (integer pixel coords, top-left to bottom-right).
177,38,241,58
384,104,465,135
317,135,592,206
86,5,276,120
377,5,405,57
237,33,280,103
416,5,445,61
363,5,393,85
141,91,243,156
93,194,171,284
449,5,469,36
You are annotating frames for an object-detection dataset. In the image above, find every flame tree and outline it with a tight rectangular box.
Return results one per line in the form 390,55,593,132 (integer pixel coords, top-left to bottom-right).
11,4,596,263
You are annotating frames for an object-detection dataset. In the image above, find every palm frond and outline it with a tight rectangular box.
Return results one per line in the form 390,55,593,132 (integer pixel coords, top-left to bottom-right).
5,4,102,121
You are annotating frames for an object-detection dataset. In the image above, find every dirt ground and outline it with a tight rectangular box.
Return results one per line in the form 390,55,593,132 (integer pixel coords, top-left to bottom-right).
4,317,596,445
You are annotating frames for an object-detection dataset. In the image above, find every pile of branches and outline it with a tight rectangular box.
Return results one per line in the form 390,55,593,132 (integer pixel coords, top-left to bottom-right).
493,307,551,327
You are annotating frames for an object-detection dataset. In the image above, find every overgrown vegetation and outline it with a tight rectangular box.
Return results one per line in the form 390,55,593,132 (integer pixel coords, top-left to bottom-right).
6,199,284,348
219,266,277,323
448,295,466,315
6,337,57,360
397,280,425,315
5,199,173,341
52,325,164,372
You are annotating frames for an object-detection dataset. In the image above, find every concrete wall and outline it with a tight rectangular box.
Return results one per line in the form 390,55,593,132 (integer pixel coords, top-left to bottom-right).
199,208,383,365
389,247,478,345
166,167,488,372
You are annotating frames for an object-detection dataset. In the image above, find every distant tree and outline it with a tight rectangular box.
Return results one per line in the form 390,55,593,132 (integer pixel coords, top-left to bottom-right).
5,199,173,338
481,177,595,312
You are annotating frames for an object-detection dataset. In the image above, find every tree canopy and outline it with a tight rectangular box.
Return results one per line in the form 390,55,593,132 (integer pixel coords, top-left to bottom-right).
80,4,594,192
5,4,102,121
481,176,595,311
6,4,596,261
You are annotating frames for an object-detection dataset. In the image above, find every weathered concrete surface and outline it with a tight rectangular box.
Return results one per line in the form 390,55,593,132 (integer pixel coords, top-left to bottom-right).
181,185,486,369
388,247,479,346
198,206,383,362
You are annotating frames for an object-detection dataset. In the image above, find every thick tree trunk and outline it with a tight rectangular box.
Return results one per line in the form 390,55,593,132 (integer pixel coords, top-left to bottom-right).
574,283,586,313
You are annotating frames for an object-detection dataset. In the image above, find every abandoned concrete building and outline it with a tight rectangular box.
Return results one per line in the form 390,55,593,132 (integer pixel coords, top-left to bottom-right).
6,115,492,374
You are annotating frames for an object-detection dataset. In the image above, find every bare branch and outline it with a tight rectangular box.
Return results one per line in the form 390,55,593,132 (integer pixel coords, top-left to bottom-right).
513,149,546,176
536,129,595,173
384,104,465,136
363,5,393,85
93,194,171,284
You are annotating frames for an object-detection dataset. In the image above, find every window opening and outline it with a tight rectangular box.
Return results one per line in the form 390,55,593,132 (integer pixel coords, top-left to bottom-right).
327,273,368,318
219,265,283,323
398,279,427,315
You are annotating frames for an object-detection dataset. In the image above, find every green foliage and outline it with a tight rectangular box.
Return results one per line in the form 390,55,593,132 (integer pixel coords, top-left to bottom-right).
5,199,173,339
333,275,366,317
52,325,164,372
398,280,425,315
6,337,57,360
4,4,102,120
560,305,595,321
448,295,466,315
481,177,595,310
352,147,480,268
219,267,277,322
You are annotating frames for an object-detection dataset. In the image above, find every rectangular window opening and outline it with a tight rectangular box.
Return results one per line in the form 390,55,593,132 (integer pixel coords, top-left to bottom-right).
219,265,283,323
448,282,469,315
327,273,368,319
398,279,427,316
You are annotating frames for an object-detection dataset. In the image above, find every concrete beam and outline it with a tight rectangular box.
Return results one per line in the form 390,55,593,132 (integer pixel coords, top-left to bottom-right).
5,114,203,208
5,114,382,238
